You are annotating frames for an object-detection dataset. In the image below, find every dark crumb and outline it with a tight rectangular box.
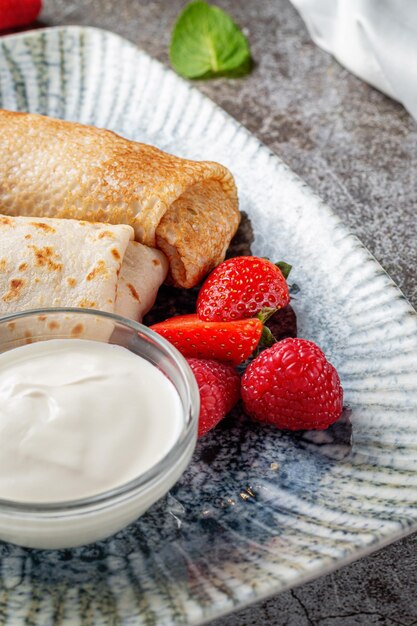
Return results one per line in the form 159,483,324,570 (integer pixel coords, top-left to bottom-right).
143,283,200,325
265,304,297,341
225,211,254,259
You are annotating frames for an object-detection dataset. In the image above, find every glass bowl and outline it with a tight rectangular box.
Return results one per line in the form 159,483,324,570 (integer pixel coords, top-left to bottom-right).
0,308,199,549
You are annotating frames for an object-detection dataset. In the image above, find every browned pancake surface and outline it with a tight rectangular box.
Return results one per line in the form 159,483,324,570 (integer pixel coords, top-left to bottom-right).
0,110,240,287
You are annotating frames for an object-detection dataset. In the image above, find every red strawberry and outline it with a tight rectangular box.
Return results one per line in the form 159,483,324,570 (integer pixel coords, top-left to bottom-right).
0,0,42,30
150,314,262,365
187,358,240,436
197,256,290,322
241,338,343,430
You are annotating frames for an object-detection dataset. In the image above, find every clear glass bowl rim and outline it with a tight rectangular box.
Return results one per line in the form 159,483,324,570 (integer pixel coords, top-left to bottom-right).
0,307,200,516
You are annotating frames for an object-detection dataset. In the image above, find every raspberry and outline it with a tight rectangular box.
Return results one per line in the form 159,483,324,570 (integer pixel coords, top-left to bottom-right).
241,338,343,430
187,358,240,437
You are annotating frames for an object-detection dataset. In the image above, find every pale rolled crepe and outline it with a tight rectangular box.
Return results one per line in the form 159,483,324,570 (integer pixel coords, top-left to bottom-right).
0,214,168,326
0,110,240,288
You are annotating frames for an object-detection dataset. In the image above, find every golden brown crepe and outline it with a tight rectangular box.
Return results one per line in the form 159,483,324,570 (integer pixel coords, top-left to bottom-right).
0,214,168,322
0,110,240,288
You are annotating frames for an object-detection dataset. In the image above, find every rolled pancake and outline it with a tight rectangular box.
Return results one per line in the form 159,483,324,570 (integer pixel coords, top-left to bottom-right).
115,241,168,321
0,215,168,322
0,110,240,288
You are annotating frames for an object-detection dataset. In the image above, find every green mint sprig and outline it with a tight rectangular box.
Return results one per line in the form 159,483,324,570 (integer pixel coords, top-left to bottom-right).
170,1,252,79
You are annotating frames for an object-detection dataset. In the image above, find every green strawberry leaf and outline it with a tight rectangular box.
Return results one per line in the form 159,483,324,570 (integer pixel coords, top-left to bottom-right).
260,325,276,348
275,261,292,280
170,1,252,79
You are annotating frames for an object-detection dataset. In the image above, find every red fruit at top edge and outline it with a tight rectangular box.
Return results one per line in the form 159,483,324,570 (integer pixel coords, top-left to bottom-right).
197,256,290,322
241,338,343,430
187,358,240,437
150,314,262,365
0,0,42,30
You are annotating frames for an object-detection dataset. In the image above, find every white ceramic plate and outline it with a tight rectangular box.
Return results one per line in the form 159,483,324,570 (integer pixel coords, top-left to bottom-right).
0,26,417,626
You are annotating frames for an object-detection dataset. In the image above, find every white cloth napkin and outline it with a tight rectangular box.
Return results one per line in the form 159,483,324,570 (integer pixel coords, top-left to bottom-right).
290,0,417,120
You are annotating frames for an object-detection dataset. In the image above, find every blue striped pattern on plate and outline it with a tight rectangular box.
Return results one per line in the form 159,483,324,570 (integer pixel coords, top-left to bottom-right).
0,26,416,626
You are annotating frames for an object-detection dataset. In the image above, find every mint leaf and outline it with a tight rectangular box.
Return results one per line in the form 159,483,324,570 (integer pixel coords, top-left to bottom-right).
275,261,292,280
170,1,252,79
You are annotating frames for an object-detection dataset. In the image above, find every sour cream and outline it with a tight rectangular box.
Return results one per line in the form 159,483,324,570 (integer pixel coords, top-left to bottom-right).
0,339,184,503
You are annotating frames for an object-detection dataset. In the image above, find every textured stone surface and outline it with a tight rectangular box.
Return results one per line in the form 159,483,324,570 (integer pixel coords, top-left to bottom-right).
31,1,417,623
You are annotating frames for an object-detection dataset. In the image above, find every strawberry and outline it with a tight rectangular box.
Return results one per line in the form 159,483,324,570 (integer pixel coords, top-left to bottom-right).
197,256,291,322
241,338,343,430
0,0,42,30
187,358,240,437
150,313,262,365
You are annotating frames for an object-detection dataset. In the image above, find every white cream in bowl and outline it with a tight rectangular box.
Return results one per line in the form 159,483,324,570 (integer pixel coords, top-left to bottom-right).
0,333,198,549
0,339,183,502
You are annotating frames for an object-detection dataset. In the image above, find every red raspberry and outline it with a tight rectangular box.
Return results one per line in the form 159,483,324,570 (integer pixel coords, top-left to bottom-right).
187,358,240,437
241,338,343,430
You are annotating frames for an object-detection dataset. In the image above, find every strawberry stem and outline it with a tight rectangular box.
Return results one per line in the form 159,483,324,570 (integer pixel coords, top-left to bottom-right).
275,261,292,280
257,307,277,324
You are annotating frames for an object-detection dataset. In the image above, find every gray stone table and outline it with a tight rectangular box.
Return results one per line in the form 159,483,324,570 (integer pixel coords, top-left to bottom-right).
34,0,417,623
